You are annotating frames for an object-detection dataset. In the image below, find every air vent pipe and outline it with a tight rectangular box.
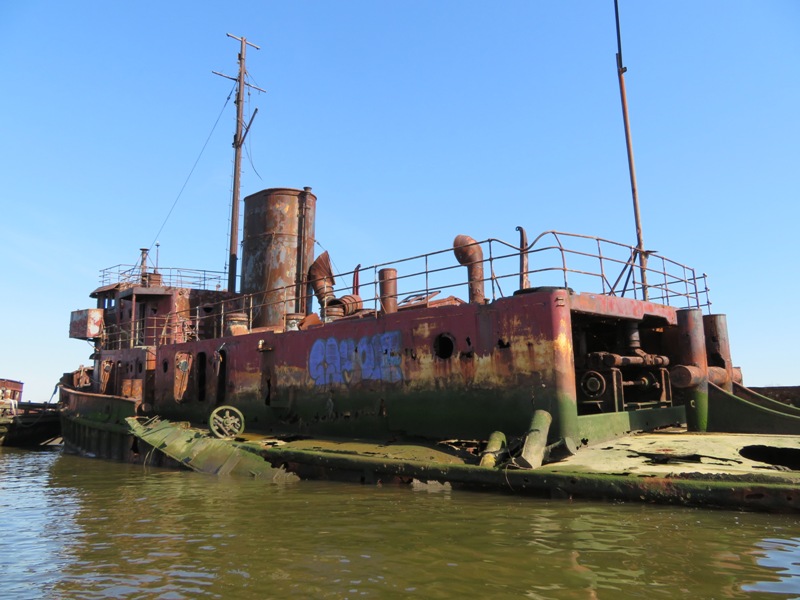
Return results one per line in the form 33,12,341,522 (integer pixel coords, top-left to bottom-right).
453,234,485,304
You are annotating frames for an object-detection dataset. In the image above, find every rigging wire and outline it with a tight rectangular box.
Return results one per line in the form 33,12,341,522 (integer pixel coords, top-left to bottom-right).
224,79,263,274
314,239,342,280
244,129,263,180
223,148,235,274
222,76,266,275
144,84,236,255
243,79,263,181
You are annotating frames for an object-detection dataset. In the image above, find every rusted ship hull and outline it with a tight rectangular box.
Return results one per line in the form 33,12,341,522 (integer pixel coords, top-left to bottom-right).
59,381,800,513
66,287,691,442
58,195,800,511
59,387,181,467
0,403,61,447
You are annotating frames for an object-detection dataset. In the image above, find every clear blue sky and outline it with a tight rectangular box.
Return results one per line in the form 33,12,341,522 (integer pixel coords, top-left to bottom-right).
1,1,798,401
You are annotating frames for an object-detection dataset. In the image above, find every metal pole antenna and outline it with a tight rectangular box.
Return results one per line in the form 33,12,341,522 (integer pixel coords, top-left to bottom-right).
614,0,649,300
214,33,265,293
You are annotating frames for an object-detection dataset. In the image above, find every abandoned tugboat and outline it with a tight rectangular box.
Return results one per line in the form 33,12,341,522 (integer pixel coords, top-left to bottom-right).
58,31,800,512
58,186,800,510
1,378,61,447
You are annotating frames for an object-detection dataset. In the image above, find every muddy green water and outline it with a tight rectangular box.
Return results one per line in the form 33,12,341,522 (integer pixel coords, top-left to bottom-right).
2,447,799,599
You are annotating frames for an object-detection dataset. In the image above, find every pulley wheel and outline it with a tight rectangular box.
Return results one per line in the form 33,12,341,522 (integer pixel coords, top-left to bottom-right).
209,405,245,439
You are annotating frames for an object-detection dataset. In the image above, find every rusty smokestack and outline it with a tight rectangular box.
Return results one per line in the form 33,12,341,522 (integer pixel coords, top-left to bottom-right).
453,234,485,304
241,188,317,328
139,248,149,285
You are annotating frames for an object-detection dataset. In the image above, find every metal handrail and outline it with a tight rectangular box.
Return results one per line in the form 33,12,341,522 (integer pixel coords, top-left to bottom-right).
98,264,227,291
98,230,711,349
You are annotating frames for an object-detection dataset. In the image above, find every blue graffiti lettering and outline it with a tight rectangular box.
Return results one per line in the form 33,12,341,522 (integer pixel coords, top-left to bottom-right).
308,332,403,386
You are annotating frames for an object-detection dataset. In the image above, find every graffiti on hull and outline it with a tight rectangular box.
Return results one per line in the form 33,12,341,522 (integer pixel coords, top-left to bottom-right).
309,332,403,386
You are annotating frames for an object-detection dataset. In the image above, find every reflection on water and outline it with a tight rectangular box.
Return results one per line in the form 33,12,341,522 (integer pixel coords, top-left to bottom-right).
2,447,799,599
744,538,800,597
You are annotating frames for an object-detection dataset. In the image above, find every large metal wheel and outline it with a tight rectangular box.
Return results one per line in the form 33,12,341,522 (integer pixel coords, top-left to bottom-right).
209,405,245,439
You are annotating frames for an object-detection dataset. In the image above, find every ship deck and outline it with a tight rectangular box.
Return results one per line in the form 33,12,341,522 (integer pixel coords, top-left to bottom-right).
127,417,800,512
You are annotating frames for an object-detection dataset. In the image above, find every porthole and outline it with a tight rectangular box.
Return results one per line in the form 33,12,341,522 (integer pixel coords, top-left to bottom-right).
433,333,455,359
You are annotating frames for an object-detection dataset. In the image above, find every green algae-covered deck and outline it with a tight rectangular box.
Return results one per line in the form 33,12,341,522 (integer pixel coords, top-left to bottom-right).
127,417,800,512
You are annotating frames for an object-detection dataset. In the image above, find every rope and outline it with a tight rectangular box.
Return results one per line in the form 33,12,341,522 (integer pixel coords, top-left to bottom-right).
145,84,236,255
313,239,345,281
244,79,263,181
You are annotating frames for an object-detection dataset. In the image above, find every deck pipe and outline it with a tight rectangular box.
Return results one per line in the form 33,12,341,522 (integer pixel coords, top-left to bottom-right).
703,314,734,393
378,268,398,314
516,225,530,291
673,308,709,432
518,410,553,469
479,431,508,467
453,235,485,304
550,290,579,450
308,251,336,312
224,312,250,336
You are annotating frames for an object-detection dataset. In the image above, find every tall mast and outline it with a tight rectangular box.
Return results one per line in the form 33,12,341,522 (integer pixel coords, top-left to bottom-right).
614,0,648,300
213,33,265,293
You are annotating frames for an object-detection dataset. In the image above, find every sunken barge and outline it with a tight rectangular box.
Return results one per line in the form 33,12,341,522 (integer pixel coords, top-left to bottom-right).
1,378,61,447
59,186,800,511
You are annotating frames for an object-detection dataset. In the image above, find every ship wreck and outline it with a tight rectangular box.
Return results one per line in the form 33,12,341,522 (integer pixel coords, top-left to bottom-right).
59,30,800,512
1,378,61,447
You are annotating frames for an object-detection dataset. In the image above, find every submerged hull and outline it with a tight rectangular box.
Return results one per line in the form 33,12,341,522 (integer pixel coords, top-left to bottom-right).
0,403,61,447
59,387,181,468
58,369,800,513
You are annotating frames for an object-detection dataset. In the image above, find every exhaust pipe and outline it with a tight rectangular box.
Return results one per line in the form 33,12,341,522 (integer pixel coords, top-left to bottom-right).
453,234,485,304
379,268,398,314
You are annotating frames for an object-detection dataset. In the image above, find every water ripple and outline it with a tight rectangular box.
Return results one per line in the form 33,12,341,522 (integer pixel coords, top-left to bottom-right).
2,448,799,599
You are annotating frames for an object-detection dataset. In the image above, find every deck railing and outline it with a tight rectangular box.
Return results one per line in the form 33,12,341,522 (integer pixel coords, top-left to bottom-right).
99,230,711,349
98,264,226,291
